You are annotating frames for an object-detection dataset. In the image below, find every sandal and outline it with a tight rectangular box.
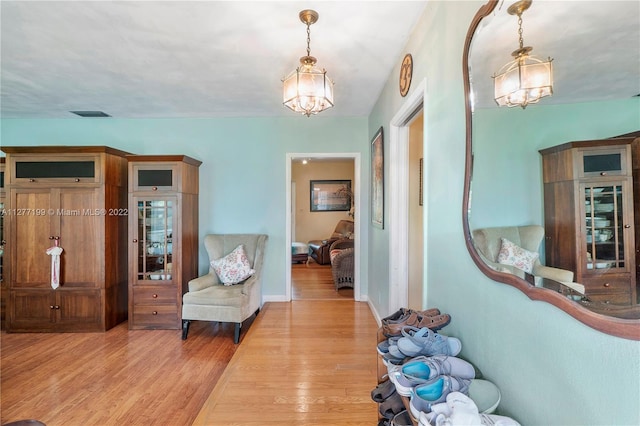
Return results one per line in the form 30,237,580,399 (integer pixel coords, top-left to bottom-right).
371,379,397,403
378,391,405,420
415,313,451,331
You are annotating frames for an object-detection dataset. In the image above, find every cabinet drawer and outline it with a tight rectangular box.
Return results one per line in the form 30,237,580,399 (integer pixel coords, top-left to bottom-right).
133,286,177,304
132,305,179,329
583,275,631,295
130,163,177,192
586,292,632,305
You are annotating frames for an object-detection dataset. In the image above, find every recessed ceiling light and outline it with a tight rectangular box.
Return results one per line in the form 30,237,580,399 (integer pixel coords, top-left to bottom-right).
70,111,111,117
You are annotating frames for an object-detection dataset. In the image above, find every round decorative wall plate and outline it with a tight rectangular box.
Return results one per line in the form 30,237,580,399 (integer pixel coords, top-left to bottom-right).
399,53,413,97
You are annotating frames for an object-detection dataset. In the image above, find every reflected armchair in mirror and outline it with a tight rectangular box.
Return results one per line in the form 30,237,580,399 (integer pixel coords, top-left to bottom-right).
472,225,574,286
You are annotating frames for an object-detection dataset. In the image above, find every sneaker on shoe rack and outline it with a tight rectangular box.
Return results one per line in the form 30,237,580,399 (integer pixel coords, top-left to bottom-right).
377,335,402,355
409,375,471,420
418,391,519,426
390,355,475,397
397,326,462,357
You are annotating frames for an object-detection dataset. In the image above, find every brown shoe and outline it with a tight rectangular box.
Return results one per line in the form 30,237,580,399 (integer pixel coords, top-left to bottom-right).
415,313,451,331
382,312,420,337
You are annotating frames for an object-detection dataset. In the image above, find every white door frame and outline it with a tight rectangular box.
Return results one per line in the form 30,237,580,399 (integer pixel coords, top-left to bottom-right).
389,79,427,312
285,152,362,302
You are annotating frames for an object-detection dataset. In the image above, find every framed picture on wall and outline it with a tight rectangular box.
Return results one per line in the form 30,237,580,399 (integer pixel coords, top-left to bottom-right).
310,180,352,212
371,126,384,228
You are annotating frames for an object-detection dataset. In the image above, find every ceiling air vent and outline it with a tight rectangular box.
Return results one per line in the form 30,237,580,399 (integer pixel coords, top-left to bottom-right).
70,111,111,117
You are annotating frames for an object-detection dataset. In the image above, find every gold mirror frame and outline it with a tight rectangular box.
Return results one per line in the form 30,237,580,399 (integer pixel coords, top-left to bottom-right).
461,0,640,340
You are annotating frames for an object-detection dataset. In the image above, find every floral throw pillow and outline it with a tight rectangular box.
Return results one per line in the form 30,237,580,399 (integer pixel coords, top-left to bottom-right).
497,237,539,274
210,244,255,285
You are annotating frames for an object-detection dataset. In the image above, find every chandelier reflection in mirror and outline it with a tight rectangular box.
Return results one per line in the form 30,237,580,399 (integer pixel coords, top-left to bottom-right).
282,9,334,117
493,0,553,109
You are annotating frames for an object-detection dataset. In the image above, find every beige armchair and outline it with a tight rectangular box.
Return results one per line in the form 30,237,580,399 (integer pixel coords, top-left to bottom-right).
472,225,574,284
181,234,268,343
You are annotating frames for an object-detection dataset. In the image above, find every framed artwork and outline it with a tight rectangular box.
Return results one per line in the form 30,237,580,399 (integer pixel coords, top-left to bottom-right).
310,180,352,212
371,126,384,228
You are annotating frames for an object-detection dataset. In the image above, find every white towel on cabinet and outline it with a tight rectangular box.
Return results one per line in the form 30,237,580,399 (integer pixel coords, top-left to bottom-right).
46,246,64,289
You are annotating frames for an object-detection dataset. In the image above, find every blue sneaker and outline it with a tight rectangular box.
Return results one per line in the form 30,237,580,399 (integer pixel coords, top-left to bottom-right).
409,375,471,418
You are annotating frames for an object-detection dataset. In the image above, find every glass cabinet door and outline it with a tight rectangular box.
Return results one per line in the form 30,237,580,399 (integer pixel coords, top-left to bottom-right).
136,199,174,282
583,184,627,272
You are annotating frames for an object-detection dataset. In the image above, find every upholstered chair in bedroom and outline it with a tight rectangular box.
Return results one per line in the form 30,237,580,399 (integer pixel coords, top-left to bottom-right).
181,234,268,344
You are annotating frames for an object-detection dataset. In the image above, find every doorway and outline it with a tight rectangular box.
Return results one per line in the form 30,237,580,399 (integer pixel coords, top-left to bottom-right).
285,153,362,302
389,79,426,312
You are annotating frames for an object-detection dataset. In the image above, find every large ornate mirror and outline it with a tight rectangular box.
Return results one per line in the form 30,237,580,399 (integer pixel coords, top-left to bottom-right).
462,0,640,340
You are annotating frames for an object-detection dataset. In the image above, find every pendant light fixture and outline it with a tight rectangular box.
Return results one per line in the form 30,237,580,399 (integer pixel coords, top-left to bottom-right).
493,0,553,109
282,9,334,117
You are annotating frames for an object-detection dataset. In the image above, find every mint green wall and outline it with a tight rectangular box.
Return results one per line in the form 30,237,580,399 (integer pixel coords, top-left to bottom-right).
0,116,369,298
368,1,639,424
471,98,640,230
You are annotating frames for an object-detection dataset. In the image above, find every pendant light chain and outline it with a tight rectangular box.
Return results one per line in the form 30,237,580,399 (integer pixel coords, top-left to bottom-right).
517,13,524,50
306,23,312,57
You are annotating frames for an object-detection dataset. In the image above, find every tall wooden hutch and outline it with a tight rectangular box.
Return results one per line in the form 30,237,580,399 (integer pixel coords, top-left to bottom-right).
2,146,129,332
127,155,201,329
540,137,637,305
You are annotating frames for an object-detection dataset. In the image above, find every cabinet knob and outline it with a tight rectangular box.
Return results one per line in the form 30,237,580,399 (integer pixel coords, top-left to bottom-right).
603,282,610,288
75,178,80,182
0,240,5,245
624,224,631,229
152,294,158,298
152,311,158,315
29,178,36,182
600,172,607,176
133,239,138,243
152,186,158,191
50,305,55,309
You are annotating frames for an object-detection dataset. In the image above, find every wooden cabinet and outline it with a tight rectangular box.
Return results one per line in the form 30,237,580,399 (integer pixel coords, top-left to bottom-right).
540,139,636,305
0,158,6,329
1,146,129,332
127,156,201,329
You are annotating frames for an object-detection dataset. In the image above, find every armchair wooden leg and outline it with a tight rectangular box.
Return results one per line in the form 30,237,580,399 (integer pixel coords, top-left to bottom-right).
234,323,241,344
182,320,191,340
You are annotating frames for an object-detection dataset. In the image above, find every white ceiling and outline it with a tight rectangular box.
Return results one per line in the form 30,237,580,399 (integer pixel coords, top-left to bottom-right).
1,1,638,119
0,0,427,118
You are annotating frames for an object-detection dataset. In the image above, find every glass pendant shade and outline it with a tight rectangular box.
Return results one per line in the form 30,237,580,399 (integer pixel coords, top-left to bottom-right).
494,53,553,108
282,10,334,117
283,60,334,117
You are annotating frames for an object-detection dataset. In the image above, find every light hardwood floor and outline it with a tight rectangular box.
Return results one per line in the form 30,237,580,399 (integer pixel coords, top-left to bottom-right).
1,263,378,425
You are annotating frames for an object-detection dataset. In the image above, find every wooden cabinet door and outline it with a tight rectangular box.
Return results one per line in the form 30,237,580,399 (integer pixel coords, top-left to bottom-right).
56,187,101,288
9,188,52,289
56,290,102,329
9,290,55,330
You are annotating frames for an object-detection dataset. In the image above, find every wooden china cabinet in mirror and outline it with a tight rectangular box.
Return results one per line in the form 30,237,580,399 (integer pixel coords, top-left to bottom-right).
540,137,636,306
127,155,201,329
